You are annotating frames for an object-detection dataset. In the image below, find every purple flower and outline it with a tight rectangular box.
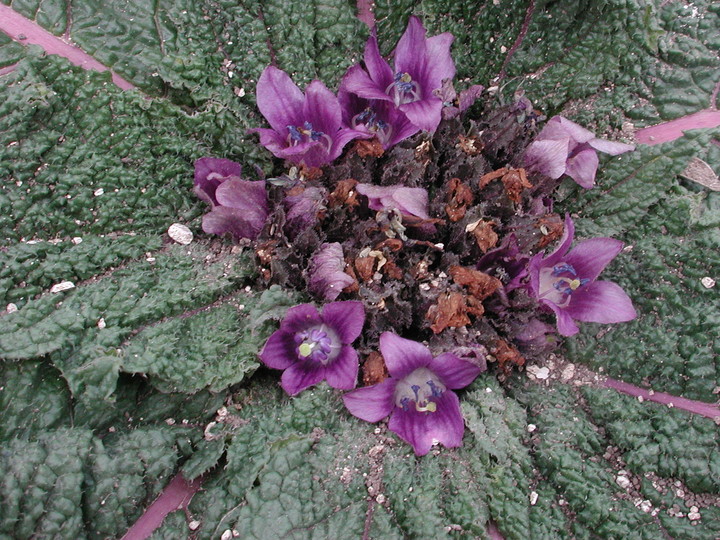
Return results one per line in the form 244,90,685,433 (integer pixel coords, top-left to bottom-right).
337,89,420,149
260,301,365,396
307,243,354,301
250,66,369,168
527,215,637,336
343,332,482,456
194,158,269,239
524,116,635,189
340,16,455,133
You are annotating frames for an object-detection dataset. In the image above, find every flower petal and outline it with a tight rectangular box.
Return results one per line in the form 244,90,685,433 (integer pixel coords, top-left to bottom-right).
328,127,371,162
363,32,394,89
543,300,580,337
356,184,430,218
379,332,433,379
321,300,365,343
565,237,623,281
394,16,427,84
399,98,443,133
540,116,595,143
391,187,430,218
524,138,570,179
566,280,637,324
214,179,269,230
341,62,395,102
280,362,325,396
385,108,421,147
388,408,433,456
343,379,396,422
388,391,464,456
201,207,262,239
541,214,575,268
565,147,599,189
422,32,456,90
279,304,322,334
303,79,342,135
259,330,297,370
194,158,242,205
428,353,482,389
249,127,292,156
256,66,305,133
588,138,635,156
324,346,359,390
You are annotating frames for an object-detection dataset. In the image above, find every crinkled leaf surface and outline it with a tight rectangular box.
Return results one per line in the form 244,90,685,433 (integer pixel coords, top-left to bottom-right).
1,0,719,538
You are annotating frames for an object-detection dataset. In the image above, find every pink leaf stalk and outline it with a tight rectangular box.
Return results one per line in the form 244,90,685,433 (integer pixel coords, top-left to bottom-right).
604,377,720,421
121,473,203,540
0,4,135,90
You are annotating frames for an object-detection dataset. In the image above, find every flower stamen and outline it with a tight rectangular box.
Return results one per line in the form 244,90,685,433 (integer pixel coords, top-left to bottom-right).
286,122,333,153
394,368,446,414
385,72,422,106
294,326,337,365
351,107,394,146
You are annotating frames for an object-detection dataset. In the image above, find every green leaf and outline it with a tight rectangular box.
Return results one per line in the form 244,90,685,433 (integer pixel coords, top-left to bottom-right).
122,285,303,393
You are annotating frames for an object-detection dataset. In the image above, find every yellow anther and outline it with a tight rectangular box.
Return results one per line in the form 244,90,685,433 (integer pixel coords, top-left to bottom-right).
298,343,313,357
400,72,412,83
569,279,581,290
415,401,437,413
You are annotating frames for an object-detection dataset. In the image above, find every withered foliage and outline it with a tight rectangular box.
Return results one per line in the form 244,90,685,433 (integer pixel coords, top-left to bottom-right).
253,96,562,375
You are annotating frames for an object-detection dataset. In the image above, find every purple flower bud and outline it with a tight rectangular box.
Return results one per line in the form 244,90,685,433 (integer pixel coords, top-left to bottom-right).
284,186,327,237
307,243,354,301
194,158,269,240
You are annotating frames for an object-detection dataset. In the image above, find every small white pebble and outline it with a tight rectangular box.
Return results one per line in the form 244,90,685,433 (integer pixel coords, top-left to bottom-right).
530,491,538,505
6,303,18,314
94,188,104,196
220,530,233,540
560,363,575,382
168,223,193,245
97,318,106,329
688,511,701,521
638,396,644,403
527,424,537,433
188,520,201,531
500,45,507,53
50,281,75,293
376,494,386,504
485,387,493,393
527,365,550,380
701,276,715,288
72,237,83,244
616,475,632,489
